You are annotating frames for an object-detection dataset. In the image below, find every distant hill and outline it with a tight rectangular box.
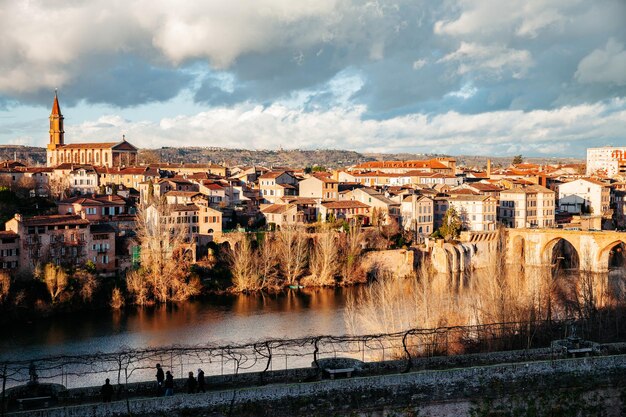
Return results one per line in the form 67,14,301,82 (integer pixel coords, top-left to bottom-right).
140,147,371,169
0,145,46,165
0,145,583,169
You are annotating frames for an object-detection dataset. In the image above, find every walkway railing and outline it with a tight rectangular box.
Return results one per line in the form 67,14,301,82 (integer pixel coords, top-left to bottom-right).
0,318,614,390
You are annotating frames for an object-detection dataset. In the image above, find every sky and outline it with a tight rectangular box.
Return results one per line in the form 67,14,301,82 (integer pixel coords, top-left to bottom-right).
0,0,625,157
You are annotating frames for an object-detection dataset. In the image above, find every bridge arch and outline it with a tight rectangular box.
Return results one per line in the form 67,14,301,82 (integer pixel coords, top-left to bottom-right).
542,237,579,270
597,240,626,271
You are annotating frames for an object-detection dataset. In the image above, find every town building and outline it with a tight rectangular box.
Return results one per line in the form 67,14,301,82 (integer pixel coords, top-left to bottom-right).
6,214,91,271
344,187,400,224
258,171,298,204
350,158,456,175
400,194,434,238
558,178,611,216
448,195,498,232
318,200,370,224
586,147,626,178
0,231,20,271
46,93,138,168
57,194,128,221
499,185,556,228
299,175,339,200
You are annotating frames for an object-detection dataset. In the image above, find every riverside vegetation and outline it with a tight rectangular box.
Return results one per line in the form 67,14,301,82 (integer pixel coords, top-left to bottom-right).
2,196,626,344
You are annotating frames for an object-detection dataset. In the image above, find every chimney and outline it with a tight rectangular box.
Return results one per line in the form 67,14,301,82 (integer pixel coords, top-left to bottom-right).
487,159,492,178
14,213,22,222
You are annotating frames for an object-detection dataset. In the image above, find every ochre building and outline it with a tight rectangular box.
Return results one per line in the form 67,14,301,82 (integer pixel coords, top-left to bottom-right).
46,93,138,168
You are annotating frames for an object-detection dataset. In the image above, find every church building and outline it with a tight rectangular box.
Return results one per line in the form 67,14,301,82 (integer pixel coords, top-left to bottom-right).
46,92,138,168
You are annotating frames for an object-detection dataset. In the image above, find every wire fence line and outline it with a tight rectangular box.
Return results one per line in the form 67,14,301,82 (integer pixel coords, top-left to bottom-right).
0,319,605,390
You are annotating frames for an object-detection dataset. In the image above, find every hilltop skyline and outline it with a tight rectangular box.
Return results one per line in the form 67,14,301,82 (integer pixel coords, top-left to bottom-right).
1,1,625,157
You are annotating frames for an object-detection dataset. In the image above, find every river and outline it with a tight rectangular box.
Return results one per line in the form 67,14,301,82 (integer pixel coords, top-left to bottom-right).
1,287,355,364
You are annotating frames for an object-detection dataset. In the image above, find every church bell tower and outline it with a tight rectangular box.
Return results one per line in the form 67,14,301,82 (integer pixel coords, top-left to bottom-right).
48,90,64,150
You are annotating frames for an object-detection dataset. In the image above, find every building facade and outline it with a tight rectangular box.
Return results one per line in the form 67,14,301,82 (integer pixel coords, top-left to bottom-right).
46,92,138,168
586,147,626,178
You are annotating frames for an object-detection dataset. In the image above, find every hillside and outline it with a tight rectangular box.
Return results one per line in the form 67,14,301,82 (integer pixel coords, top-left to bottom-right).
0,145,583,169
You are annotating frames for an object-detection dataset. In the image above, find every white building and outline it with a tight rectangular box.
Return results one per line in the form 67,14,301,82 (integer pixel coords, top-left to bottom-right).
558,178,611,215
448,195,498,232
586,147,626,178
499,185,555,228
400,194,434,237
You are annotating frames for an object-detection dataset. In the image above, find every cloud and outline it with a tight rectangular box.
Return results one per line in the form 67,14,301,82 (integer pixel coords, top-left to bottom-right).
433,0,573,39
575,39,626,86
56,99,626,157
439,43,533,79
0,0,624,132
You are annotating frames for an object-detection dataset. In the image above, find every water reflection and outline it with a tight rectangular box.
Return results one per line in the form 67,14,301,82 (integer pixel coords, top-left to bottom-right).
0,288,357,361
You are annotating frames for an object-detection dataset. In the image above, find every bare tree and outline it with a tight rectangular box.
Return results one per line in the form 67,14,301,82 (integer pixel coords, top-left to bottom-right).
256,234,280,290
228,234,260,292
339,223,365,284
130,199,198,304
49,175,71,200
43,263,67,303
110,287,125,309
276,226,308,286
306,230,339,286
0,272,10,304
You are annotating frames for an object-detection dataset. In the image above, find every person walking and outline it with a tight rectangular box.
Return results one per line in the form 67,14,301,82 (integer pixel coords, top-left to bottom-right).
197,368,205,393
164,371,174,396
155,363,165,396
101,378,114,403
186,371,197,394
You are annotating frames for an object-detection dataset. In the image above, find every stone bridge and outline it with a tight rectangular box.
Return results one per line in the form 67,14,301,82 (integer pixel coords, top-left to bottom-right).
507,229,626,273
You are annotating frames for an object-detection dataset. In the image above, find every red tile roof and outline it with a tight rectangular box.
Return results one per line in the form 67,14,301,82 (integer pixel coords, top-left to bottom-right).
19,214,90,227
322,200,370,209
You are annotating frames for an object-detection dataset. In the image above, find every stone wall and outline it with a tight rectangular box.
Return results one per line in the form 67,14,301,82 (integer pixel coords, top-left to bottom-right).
10,347,626,417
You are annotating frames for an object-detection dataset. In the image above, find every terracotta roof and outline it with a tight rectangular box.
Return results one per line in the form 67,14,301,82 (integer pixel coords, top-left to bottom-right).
280,197,317,205
59,194,126,206
449,188,479,195
402,195,433,203
169,204,199,212
0,161,26,169
449,195,493,202
579,178,610,187
53,163,97,171
353,159,452,170
501,184,554,194
468,183,502,192
259,171,287,179
165,191,201,197
261,204,294,214
60,142,120,149
201,181,224,191
322,200,370,209
18,214,90,227
23,167,53,173
308,174,337,183
0,231,19,239
352,171,403,178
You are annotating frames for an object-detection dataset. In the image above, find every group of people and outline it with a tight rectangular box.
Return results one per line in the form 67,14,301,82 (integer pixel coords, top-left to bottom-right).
155,363,206,396
100,364,207,402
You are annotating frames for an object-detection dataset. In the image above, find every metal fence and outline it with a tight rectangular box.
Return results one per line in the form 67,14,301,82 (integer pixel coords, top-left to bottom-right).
0,319,606,390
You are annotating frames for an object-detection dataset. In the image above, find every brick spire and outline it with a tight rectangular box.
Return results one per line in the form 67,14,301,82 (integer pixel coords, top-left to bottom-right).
51,89,61,116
